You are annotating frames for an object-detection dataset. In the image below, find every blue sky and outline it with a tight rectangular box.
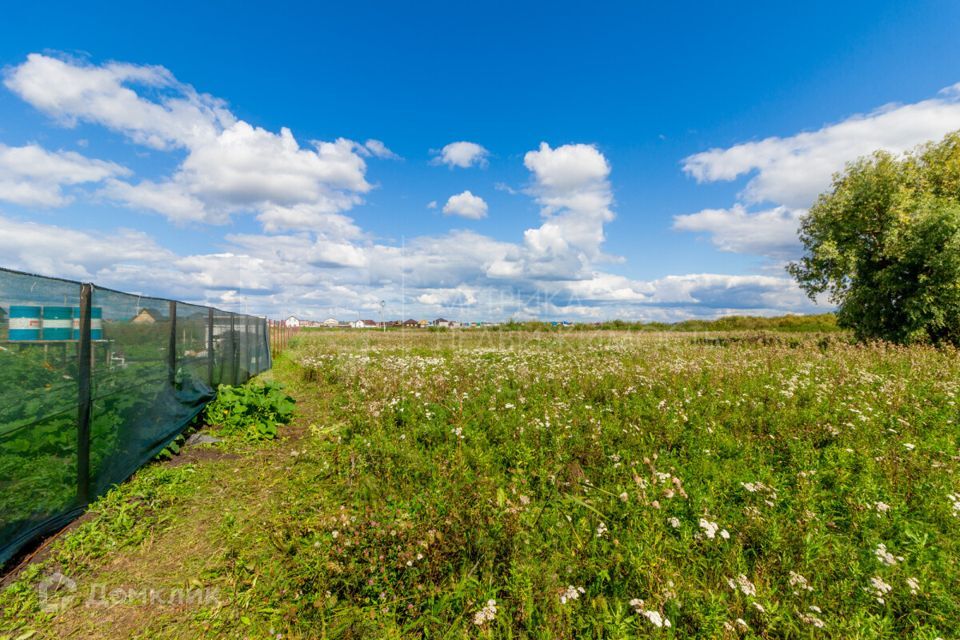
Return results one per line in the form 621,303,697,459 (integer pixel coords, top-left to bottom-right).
2,1,960,320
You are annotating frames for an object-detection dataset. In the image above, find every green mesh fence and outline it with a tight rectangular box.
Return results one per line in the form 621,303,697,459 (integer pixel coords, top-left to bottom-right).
0,267,271,565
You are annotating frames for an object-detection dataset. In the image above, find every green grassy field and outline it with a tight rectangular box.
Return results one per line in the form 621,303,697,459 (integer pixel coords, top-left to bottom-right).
2,329,959,638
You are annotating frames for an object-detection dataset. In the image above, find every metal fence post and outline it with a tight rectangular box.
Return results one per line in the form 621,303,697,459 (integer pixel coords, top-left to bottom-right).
243,314,251,382
254,317,261,374
77,283,93,504
230,313,239,386
168,301,177,387
207,308,215,386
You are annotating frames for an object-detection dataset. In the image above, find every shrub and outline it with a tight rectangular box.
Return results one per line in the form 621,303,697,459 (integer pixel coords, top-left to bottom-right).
203,381,295,441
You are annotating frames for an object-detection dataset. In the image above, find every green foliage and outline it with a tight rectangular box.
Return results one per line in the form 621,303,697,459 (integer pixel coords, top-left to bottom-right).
154,433,186,460
789,131,960,344
493,313,840,333
203,381,294,441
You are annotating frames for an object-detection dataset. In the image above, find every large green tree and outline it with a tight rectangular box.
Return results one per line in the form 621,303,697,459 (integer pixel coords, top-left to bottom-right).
788,132,960,345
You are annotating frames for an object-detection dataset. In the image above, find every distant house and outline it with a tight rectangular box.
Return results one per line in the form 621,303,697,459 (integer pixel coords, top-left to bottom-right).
433,318,452,328
131,308,164,324
284,316,301,328
352,319,379,329
417,319,429,328
321,318,339,328
402,318,419,327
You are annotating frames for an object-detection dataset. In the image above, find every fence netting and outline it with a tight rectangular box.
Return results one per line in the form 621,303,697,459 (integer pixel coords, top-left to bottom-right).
0,267,272,565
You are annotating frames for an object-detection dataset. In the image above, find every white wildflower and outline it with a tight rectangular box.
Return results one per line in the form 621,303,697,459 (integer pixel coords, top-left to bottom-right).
628,598,671,628
904,443,916,451
735,618,749,630
874,543,903,566
800,612,826,628
668,517,681,529
619,492,629,502
948,494,960,516
473,599,497,626
595,522,608,538
867,576,892,604
789,571,814,593
699,518,720,539
906,577,920,595
727,574,756,596
641,610,671,628
874,501,890,514
560,585,585,604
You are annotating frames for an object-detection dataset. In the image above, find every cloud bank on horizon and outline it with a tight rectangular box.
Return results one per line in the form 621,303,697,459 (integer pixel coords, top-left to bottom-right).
2,53,960,321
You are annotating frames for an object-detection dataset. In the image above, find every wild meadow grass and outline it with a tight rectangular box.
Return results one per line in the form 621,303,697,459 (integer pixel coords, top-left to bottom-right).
3,329,959,639
269,330,960,637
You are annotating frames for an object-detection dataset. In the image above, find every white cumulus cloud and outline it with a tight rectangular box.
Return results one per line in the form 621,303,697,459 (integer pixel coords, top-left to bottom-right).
417,287,478,307
442,190,488,219
0,143,129,207
4,53,372,228
522,142,614,261
672,205,805,259
359,139,400,159
432,141,489,168
4,53,231,150
0,213,171,280
683,85,960,209
677,82,960,259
